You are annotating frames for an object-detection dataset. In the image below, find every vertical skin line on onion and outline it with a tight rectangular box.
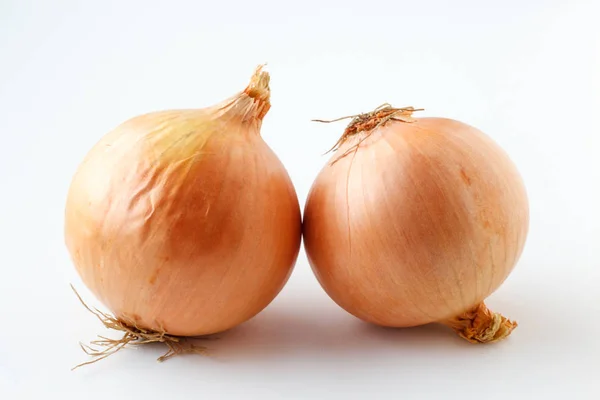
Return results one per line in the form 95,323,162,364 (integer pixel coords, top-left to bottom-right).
65,66,302,368
305,105,529,343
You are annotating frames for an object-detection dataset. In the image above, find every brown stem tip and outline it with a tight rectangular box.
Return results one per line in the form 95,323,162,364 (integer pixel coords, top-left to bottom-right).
243,64,271,120
442,302,517,344
70,285,207,370
244,65,270,102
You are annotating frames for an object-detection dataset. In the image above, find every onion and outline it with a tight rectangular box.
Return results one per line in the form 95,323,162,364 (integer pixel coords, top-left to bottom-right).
65,66,302,359
304,105,529,343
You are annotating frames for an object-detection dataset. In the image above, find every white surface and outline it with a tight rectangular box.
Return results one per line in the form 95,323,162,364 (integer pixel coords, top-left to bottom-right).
1,0,599,398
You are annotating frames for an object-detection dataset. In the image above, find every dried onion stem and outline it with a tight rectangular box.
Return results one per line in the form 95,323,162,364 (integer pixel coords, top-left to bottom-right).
441,302,518,344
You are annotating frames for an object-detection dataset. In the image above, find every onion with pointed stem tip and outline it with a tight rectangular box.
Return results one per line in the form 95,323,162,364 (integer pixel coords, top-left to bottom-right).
65,67,302,359
303,105,529,343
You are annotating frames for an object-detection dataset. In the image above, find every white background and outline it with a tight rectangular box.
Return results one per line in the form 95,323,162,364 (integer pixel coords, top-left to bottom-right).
1,0,599,398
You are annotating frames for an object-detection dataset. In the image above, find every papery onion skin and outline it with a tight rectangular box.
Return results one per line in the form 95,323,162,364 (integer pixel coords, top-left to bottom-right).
65,67,301,337
303,108,528,342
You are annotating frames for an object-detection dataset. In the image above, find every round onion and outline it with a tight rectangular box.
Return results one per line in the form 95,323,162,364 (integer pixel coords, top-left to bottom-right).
65,67,301,339
304,105,529,343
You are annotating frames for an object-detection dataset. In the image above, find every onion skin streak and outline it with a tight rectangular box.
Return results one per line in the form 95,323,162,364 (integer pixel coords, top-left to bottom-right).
303,108,528,342
65,68,301,337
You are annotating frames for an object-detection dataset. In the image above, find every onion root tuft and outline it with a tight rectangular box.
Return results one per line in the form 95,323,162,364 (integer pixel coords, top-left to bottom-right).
313,103,424,163
70,285,209,370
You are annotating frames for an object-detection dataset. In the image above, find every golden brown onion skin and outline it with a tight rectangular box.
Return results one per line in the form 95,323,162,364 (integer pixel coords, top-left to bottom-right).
303,117,528,328
65,73,301,336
